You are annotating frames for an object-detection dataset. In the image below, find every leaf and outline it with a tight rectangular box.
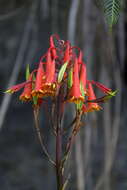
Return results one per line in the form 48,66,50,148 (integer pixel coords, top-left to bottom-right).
67,68,73,88
100,0,121,29
32,73,36,89
58,62,68,83
26,64,30,80
80,82,85,97
76,82,85,110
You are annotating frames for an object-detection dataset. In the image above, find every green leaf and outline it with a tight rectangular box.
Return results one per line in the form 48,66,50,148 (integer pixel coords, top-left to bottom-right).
67,68,73,88
33,96,38,105
58,62,68,83
100,0,121,29
26,64,30,80
31,73,36,91
80,82,85,97
76,82,85,110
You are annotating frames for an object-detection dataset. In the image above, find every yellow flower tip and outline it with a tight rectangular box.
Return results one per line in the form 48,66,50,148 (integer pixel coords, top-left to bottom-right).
41,83,57,97
19,95,32,102
32,89,44,98
68,95,84,104
107,90,118,96
87,105,102,112
5,89,14,94
43,82,56,89
52,83,56,89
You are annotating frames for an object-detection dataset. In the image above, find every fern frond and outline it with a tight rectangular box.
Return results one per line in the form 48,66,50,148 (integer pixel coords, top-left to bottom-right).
101,0,121,29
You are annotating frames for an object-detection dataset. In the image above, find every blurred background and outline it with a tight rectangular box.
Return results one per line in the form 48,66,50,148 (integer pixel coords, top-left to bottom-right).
0,0,126,189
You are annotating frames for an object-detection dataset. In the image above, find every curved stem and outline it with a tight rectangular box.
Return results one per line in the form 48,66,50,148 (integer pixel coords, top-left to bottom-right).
33,106,56,166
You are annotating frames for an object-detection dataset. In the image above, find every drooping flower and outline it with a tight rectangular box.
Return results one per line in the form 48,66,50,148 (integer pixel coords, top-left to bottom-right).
79,63,87,95
41,50,57,97
19,74,33,102
85,82,101,112
5,81,30,94
5,34,116,111
68,58,84,104
32,61,45,98
89,80,112,94
50,34,58,59
78,50,83,65
63,41,71,63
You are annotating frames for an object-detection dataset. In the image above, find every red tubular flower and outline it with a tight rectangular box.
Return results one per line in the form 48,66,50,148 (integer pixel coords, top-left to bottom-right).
68,58,84,104
41,50,56,97
78,50,83,65
5,81,31,94
50,35,58,59
79,63,87,95
19,74,33,102
63,41,71,63
89,80,112,94
46,51,55,83
85,83,101,112
32,61,45,98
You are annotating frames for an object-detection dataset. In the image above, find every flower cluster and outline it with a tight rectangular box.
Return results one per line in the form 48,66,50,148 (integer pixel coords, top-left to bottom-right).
6,34,116,112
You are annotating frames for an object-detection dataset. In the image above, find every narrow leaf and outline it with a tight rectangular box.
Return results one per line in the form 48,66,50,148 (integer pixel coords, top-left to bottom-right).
67,68,73,88
26,64,30,80
58,62,68,83
76,82,85,110
80,82,85,97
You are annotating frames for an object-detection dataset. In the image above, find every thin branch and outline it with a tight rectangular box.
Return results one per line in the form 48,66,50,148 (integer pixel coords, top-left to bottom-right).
33,106,56,166
63,117,76,134
61,111,82,170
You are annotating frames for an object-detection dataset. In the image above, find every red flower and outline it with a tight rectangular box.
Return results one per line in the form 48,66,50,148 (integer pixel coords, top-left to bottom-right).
89,80,112,94
68,58,84,104
78,50,83,65
79,63,87,95
85,83,101,112
63,41,71,63
46,51,55,83
5,81,30,94
50,34,58,59
19,74,33,102
41,50,57,97
32,61,45,98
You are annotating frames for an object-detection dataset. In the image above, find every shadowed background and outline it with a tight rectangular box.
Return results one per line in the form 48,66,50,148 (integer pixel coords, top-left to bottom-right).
0,0,126,189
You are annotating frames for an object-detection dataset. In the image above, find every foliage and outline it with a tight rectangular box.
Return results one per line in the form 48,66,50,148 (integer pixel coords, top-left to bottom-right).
98,0,122,30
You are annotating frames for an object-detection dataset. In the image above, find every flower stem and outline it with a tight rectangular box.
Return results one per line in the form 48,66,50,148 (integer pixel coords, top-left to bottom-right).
33,106,56,166
55,92,64,190
56,127,63,190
